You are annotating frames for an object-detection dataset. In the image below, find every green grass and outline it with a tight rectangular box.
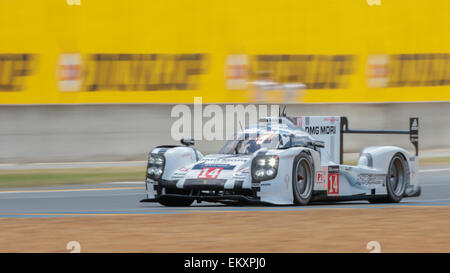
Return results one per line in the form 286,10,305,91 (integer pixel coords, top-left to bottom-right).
418,156,450,165
0,167,145,188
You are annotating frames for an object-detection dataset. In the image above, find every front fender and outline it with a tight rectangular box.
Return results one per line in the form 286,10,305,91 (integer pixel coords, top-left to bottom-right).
255,147,320,205
150,146,203,180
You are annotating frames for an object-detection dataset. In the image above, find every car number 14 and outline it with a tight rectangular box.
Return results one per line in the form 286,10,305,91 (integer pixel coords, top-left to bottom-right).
328,173,339,194
197,167,223,179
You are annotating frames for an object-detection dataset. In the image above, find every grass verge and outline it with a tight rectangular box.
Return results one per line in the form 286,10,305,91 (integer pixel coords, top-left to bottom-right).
0,166,145,188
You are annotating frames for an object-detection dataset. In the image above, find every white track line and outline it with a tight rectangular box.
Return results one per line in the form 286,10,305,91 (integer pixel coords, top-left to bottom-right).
419,168,450,173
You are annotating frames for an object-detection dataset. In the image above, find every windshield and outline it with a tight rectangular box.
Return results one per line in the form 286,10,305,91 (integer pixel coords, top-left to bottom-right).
219,132,282,155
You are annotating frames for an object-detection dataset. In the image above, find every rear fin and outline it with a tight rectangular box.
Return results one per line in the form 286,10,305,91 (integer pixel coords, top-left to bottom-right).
409,117,419,156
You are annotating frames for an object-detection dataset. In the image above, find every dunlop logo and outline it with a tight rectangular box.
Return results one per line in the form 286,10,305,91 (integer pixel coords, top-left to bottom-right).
0,54,36,91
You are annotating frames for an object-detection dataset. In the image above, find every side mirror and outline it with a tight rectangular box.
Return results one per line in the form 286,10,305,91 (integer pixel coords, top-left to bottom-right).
180,138,195,146
308,140,325,149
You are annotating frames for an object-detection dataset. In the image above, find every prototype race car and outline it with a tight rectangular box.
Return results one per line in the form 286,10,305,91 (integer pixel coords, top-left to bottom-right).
141,115,421,206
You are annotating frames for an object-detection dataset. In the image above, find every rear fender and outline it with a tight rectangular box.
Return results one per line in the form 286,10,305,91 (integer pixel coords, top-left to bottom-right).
358,146,419,191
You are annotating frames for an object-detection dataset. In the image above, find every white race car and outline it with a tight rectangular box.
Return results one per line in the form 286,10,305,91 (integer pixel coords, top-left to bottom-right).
141,115,421,206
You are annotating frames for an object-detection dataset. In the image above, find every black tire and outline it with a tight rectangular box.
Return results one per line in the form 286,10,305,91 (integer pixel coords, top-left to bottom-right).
292,152,315,205
156,188,194,207
158,198,194,207
369,153,408,203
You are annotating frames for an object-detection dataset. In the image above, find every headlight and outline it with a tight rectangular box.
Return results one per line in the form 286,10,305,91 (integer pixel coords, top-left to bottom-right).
252,155,279,181
257,158,266,166
147,153,165,179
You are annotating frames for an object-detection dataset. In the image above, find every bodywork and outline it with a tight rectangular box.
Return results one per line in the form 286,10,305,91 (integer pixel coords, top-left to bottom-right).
143,116,420,205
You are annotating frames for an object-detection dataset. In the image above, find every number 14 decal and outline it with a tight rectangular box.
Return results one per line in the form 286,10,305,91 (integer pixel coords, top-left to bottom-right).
197,168,223,179
328,173,339,194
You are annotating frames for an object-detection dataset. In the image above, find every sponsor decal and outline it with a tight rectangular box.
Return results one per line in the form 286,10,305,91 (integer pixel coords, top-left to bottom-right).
62,53,208,92
237,167,249,173
367,54,389,88
328,165,340,173
225,54,249,90
323,117,339,123
304,125,337,135
203,157,249,163
192,163,235,170
356,174,385,186
177,167,190,172
368,53,450,88
315,171,327,185
296,116,303,128
410,118,418,139
197,167,223,179
56,53,83,92
411,118,418,129
315,167,328,189
249,54,355,89
0,54,36,91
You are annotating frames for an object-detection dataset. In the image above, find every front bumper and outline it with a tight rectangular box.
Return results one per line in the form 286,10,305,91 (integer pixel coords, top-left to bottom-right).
145,176,261,204
140,193,264,205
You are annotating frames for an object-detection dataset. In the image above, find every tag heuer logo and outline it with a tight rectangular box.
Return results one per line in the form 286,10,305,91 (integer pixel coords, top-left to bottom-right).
367,54,389,88
56,53,83,92
225,54,249,90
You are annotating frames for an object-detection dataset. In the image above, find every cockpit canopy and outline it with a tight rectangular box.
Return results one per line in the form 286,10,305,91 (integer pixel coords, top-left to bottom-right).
219,129,315,155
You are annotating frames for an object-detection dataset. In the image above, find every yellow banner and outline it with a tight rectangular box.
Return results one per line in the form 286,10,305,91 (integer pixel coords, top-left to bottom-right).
1,0,450,104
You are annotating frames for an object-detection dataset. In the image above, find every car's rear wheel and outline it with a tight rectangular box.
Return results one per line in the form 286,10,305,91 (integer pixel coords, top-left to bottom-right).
292,152,314,205
369,153,408,203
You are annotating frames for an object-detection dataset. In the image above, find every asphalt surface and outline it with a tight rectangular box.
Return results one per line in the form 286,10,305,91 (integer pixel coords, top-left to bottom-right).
0,164,449,218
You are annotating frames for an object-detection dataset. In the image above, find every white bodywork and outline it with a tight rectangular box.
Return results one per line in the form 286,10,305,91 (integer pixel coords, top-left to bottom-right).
145,116,420,205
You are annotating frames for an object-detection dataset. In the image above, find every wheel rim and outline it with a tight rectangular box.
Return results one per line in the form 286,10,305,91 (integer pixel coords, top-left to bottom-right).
389,156,406,196
296,158,312,199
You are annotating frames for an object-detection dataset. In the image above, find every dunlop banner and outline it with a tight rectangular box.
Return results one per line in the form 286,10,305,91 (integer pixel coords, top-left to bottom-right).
1,0,450,104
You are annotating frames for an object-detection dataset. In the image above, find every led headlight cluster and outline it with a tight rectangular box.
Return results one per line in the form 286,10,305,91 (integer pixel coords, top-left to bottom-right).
147,153,165,179
252,155,279,181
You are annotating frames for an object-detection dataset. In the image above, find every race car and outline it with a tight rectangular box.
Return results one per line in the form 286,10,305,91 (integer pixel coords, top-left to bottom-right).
141,115,421,206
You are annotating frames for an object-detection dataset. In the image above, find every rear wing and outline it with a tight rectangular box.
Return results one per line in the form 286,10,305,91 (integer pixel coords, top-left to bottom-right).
340,117,419,163
294,116,419,164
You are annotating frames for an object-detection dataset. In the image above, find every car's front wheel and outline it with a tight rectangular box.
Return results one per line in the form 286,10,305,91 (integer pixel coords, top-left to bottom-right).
157,188,194,207
292,152,314,205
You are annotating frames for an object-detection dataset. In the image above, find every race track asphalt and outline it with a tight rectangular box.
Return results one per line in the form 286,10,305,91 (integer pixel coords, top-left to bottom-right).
0,164,449,218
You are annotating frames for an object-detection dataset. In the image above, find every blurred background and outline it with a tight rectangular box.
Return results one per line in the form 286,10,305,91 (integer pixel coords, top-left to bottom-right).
0,0,449,163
